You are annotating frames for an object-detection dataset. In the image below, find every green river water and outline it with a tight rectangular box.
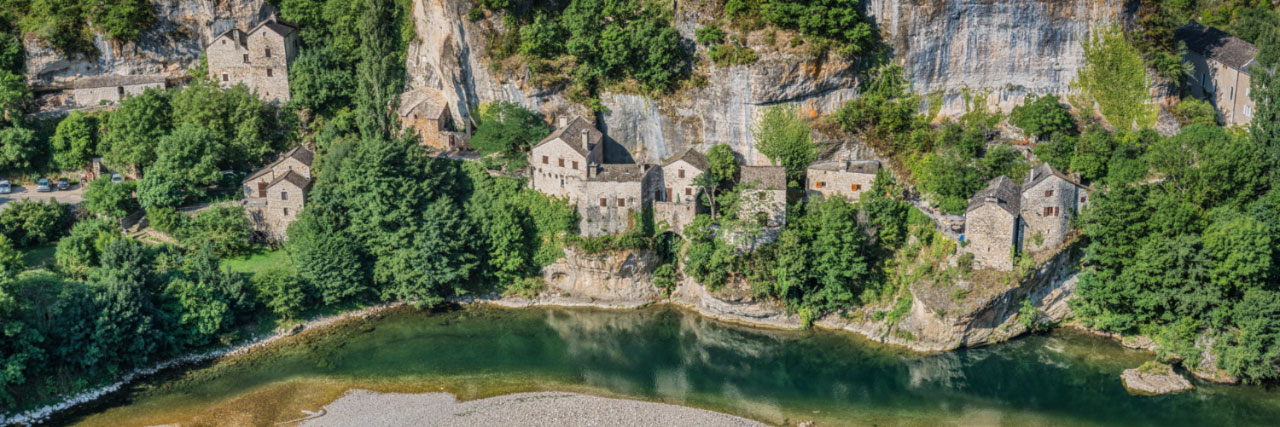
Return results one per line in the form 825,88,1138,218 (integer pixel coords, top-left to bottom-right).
56,305,1280,426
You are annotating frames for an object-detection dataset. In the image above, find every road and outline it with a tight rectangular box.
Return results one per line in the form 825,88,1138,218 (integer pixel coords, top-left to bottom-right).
0,183,86,210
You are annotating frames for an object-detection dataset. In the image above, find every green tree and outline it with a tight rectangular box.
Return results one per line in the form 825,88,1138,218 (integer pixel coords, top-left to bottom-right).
83,177,138,219
51,111,97,171
354,0,405,141
0,200,71,248
171,82,279,169
289,45,356,117
99,88,171,173
470,101,549,170
1251,26,1279,166
55,219,121,278
147,124,223,203
179,206,253,258
0,234,23,275
1074,24,1156,130
807,198,869,310
0,69,29,124
0,126,37,172
1172,97,1218,127
758,0,876,56
754,105,816,182
1009,94,1075,139
252,268,309,320
85,0,155,42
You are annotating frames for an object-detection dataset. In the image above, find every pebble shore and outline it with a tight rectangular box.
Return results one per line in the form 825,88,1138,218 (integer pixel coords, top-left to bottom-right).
301,390,767,427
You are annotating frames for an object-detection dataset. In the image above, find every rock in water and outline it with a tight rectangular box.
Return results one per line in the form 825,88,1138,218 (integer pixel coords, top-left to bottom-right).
1121,364,1193,395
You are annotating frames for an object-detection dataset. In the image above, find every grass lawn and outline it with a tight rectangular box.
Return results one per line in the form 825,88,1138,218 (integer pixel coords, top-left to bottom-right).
224,247,293,275
21,244,58,270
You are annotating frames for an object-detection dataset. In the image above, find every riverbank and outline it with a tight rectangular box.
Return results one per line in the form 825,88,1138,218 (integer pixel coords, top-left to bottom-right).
302,390,766,426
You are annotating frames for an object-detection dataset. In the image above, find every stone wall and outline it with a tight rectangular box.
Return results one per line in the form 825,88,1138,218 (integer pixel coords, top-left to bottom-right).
577,169,659,237
245,180,305,242
964,203,1017,271
1020,178,1084,253
530,140,592,203
1185,52,1256,126
207,28,295,104
736,188,786,228
805,169,875,201
72,82,164,107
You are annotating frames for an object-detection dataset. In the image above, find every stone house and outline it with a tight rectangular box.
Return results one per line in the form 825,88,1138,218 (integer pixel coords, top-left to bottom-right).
963,164,1090,271
71,75,166,107
737,166,787,228
397,88,467,150
963,176,1022,271
579,163,660,237
653,149,708,234
1176,21,1258,126
205,15,298,105
1019,163,1090,253
805,159,879,201
528,116,604,203
242,146,313,242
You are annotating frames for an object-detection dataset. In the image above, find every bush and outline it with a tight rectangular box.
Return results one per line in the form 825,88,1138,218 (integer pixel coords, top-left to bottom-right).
146,206,185,235
1009,94,1075,139
251,268,309,320
83,177,138,219
0,200,72,248
178,206,253,257
55,219,121,278
695,25,725,45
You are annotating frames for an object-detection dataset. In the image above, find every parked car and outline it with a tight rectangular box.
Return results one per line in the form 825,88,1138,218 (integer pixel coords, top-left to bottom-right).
57,178,70,190
0,180,10,194
110,172,124,184
36,178,52,192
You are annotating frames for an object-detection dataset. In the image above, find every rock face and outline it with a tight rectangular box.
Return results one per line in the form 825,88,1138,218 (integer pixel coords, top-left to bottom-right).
408,0,1127,158
1122,364,1194,395
24,0,274,87
528,247,664,309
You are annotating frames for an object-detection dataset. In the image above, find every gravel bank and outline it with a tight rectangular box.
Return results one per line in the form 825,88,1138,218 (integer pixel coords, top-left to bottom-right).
301,390,766,427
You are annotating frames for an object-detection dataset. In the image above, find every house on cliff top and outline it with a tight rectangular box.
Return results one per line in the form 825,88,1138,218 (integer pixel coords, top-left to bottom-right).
962,163,1090,271
205,14,298,104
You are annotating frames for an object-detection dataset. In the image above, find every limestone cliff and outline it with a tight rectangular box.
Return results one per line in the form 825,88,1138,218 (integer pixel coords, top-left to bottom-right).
24,0,274,87
407,0,1129,160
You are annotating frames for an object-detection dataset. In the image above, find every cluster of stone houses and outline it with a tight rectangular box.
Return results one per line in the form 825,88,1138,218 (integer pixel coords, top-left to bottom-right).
241,146,314,242
1175,21,1259,126
962,163,1090,271
205,14,299,105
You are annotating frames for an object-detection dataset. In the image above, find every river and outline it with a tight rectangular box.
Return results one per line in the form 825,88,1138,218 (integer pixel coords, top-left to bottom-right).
54,305,1280,426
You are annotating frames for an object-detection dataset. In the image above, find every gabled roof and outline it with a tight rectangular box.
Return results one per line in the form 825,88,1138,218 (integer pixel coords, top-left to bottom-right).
1175,21,1259,71
1022,163,1086,192
397,89,449,120
968,175,1021,216
243,146,314,183
268,170,311,190
808,159,880,175
740,166,786,191
206,16,297,49
663,149,709,172
72,75,166,89
533,116,602,158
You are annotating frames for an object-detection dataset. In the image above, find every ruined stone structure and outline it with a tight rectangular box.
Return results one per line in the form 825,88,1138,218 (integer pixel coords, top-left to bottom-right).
1176,21,1258,126
579,164,660,237
653,150,708,234
737,166,787,228
964,164,1090,270
398,88,468,150
806,160,880,201
206,15,298,104
529,116,605,203
71,75,166,107
243,146,313,242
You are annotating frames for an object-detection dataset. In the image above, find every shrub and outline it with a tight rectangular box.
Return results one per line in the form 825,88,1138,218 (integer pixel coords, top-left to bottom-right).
251,268,309,320
84,177,138,219
0,200,72,248
178,206,253,257
1009,94,1075,139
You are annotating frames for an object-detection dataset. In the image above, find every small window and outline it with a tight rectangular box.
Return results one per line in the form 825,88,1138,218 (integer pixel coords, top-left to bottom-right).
685,188,692,196
265,48,272,58
542,156,548,165
243,54,249,63
283,207,289,216
600,198,607,207
222,74,229,82
1044,207,1052,216
816,181,825,189
1244,105,1252,117
1044,189,1053,197
267,68,273,77
117,86,125,97
1230,86,1235,100
852,184,861,191
558,158,564,167
281,191,288,201
221,40,226,45
572,161,578,170
617,198,625,207
1080,195,1087,203
257,182,268,198
678,169,685,178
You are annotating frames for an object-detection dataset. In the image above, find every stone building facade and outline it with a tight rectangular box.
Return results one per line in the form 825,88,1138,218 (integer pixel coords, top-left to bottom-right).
963,164,1090,271
805,159,880,201
652,149,708,234
579,164,661,237
529,116,604,203
71,75,166,107
243,146,313,242
737,166,788,228
398,88,468,150
206,16,298,105
1176,21,1258,126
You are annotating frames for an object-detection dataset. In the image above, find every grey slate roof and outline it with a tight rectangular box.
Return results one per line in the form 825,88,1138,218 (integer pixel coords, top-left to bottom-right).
967,175,1021,216
587,163,650,183
397,89,449,120
534,116,603,158
1175,21,1259,71
72,75,166,89
740,166,787,191
243,146,314,183
1022,163,1085,192
207,16,297,49
664,149,709,172
808,159,880,175
270,170,312,190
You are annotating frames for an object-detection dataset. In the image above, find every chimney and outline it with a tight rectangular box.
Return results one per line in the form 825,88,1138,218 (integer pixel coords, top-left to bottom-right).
558,115,569,128
985,196,999,205
581,129,590,151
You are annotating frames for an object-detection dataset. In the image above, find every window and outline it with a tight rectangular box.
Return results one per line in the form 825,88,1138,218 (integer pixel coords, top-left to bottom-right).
617,198,625,207
664,188,672,201
572,161,578,170
815,181,825,189
852,184,861,191
281,191,288,200
117,86,125,97
1080,195,1087,203
267,68,273,77
265,48,271,58
542,156,548,165
1244,105,1252,117
678,169,685,178
1044,189,1053,197
1230,86,1235,100
600,198,607,207
222,74,229,82
221,40,226,45
1044,207,1052,216
558,158,564,167
283,207,289,216
257,182,268,198
1246,88,1251,98
243,54,249,63
685,188,692,196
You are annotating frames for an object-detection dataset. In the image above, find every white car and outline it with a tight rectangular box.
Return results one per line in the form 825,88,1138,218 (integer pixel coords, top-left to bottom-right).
0,180,9,194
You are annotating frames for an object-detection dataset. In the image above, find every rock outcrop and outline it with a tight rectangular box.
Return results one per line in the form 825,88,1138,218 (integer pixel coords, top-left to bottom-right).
1122,364,1194,395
